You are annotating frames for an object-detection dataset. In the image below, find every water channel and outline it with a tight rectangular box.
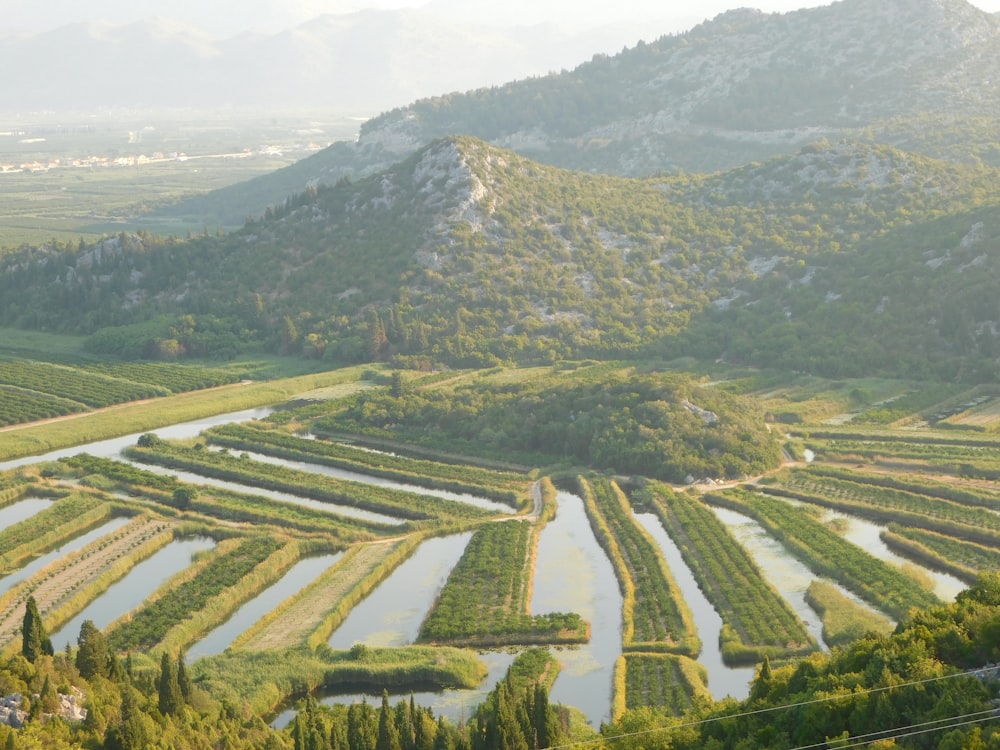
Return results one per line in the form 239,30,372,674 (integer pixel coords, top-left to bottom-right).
0,496,54,529
633,512,756,700
711,506,830,650
188,553,343,660
531,491,622,726
212,448,513,514
0,516,131,594
50,536,216,652
327,532,472,649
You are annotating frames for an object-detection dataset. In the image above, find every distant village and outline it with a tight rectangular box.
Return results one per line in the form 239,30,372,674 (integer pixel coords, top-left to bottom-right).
0,143,318,174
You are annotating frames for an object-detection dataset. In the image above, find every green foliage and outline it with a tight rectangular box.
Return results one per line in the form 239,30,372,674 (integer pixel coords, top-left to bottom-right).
580,477,698,654
75,619,109,680
640,485,816,663
20,595,52,663
325,370,779,482
804,580,893,648
108,535,283,651
418,523,586,646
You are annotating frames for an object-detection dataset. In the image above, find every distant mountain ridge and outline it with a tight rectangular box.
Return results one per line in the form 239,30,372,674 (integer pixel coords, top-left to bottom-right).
0,11,655,114
156,0,1000,226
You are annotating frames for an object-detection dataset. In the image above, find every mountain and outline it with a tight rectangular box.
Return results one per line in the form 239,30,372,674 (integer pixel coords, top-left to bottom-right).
3,135,999,380
158,0,1000,226
0,11,654,114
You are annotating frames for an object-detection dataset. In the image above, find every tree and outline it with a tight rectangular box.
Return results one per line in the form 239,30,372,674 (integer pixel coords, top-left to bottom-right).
105,688,147,750
176,653,192,701
172,486,196,509
157,652,183,716
76,620,109,680
377,692,402,750
21,596,52,663
348,701,378,750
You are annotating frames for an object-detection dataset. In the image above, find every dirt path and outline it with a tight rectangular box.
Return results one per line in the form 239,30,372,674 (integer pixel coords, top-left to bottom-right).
0,516,174,647
238,539,402,651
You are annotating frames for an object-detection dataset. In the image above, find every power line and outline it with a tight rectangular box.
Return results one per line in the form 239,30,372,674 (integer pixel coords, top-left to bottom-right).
547,667,990,749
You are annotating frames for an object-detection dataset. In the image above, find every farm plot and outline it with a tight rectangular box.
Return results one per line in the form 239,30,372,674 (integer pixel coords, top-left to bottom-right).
0,360,165,408
639,485,815,664
621,653,708,716
579,477,698,655
762,469,1000,545
62,454,388,542
803,581,893,648
0,515,173,648
80,361,239,393
126,438,499,524
204,423,527,507
108,534,283,652
704,489,940,621
0,386,82,426
881,525,1000,585
237,538,414,651
418,521,587,647
940,395,1000,429
0,492,114,573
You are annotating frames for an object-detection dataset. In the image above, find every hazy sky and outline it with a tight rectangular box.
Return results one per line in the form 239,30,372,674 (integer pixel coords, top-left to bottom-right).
5,0,998,37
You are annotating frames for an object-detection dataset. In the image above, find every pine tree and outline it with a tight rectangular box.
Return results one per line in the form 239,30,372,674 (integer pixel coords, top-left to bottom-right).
39,674,60,714
157,652,183,716
76,619,109,679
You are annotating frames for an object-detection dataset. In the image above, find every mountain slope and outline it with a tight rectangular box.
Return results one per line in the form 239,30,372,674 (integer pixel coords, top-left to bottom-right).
158,0,1000,225
3,136,999,380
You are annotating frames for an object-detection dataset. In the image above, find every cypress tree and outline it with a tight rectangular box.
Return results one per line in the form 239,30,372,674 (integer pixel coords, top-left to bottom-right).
20,596,52,663
157,652,183,716
176,652,192,701
377,692,402,750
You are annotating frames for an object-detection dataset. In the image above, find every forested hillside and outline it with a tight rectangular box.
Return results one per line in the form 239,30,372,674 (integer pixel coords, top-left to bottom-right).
2,136,998,381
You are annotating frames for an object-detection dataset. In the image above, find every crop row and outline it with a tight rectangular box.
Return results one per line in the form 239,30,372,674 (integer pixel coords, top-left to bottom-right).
704,489,940,621
62,454,181,493
0,360,166,408
418,522,586,646
81,361,239,393
60,454,385,540
881,525,1000,585
775,471,1000,533
0,493,110,571
108,535,283,651
578,477,698,655
640,485,815,664
757,478,1000,549
622,653,708,715
0,387,82,426
204,423,524,506
802,465,1000,511
126,438,498,524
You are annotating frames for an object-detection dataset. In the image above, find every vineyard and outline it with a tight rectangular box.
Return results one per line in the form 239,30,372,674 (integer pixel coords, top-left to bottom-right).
0,356,240,426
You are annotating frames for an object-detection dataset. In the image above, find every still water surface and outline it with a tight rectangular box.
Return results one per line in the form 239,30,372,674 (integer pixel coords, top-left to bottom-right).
189,553,343,660
50,536,216,651
633,512,756,700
